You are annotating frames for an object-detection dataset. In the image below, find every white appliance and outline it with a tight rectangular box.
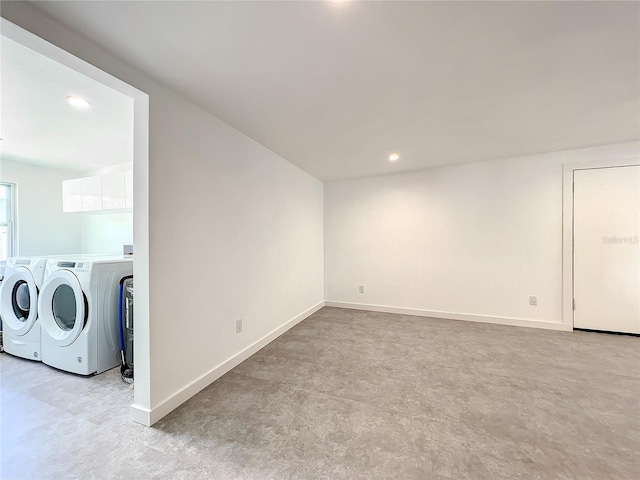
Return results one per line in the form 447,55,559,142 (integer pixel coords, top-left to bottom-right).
38,257,133,375
0,257,48,360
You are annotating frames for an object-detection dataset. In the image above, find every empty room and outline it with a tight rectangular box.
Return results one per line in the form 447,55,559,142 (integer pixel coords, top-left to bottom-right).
0,1,638,479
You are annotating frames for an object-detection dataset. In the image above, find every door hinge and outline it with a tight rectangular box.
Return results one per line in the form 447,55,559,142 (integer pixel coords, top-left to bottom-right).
572,298,576,310
572,182,575,193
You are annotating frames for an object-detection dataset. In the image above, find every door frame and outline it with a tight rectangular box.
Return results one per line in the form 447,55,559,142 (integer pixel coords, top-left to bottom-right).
562,156,640,330
1,18,151,423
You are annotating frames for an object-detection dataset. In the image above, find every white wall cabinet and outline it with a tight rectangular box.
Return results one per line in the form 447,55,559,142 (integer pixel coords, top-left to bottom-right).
83,175,103,212
62,177,84,212
102,172,127,210
63,171,132,213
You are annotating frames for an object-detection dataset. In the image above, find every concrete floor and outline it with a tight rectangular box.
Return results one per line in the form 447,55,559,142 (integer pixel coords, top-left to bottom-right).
1,306,639,479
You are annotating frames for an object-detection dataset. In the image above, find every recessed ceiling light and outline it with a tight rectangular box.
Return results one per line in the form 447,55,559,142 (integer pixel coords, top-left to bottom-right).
66,96,91,109
388,153,400,162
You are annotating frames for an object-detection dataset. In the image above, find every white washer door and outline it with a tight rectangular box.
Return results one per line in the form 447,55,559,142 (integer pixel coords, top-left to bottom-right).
0,266,38,336
39,270,86,347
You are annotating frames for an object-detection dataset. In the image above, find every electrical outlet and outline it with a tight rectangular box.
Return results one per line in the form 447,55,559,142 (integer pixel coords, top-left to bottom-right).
529,296,538,306
359,285,365,294
236,318,243,333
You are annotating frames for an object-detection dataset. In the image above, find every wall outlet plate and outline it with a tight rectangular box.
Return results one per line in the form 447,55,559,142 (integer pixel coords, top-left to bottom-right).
529,296,538,306
359,285,365,294
236,318,243,333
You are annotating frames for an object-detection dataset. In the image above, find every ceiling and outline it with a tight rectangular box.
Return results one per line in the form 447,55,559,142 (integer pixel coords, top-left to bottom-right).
27,1,640,181
0,35,133,172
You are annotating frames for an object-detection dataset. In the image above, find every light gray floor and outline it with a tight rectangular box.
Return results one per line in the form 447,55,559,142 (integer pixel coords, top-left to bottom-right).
1,307,639,479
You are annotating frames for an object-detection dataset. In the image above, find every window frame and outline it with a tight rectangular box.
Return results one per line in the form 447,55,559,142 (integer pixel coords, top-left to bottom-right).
0,181,17,261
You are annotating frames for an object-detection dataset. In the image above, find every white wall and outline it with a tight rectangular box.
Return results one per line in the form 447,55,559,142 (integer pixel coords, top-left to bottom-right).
0,158,82,256
80,213,132,255
325,141,640,328
1,4,325,424
147,92,324,414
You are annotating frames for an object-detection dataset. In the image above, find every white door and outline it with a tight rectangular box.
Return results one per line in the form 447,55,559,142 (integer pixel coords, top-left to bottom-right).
573,165,640,334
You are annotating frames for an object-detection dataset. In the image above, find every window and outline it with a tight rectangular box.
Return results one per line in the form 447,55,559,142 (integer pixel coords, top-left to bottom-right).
0,182,16,261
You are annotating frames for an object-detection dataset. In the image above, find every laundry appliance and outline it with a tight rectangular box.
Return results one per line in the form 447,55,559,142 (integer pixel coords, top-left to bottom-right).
0,257,48,360
38,257,133,375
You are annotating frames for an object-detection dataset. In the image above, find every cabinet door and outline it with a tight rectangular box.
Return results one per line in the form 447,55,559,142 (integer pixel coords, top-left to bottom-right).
102,172,126,210
81,175,102,211
63,178,84,212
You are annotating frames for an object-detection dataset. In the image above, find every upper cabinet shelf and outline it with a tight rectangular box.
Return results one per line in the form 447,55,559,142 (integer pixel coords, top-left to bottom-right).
63,171,133,213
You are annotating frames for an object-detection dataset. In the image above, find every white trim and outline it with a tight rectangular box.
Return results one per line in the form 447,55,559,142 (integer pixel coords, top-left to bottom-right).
1,17,151,420
561,156,640,330
325,301,572,332
130,301,326,426
128,403,152,426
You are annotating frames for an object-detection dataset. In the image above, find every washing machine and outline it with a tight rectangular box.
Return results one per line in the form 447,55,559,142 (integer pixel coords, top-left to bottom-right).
38,257,133,375
0,257,48,360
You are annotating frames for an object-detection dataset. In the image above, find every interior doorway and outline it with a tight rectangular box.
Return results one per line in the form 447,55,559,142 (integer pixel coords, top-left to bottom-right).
1,18,151,420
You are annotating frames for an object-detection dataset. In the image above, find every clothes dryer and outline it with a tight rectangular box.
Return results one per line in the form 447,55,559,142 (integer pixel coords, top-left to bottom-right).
0,257,47,360
38,257,133,374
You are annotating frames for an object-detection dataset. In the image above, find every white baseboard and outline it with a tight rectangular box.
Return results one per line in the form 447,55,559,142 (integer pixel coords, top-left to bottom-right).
130,300,325,426
129,403,152,426
324,301,572,332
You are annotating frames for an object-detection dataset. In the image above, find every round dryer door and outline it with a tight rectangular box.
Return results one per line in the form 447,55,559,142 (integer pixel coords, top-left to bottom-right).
0,267,39,336
38,270,86,347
